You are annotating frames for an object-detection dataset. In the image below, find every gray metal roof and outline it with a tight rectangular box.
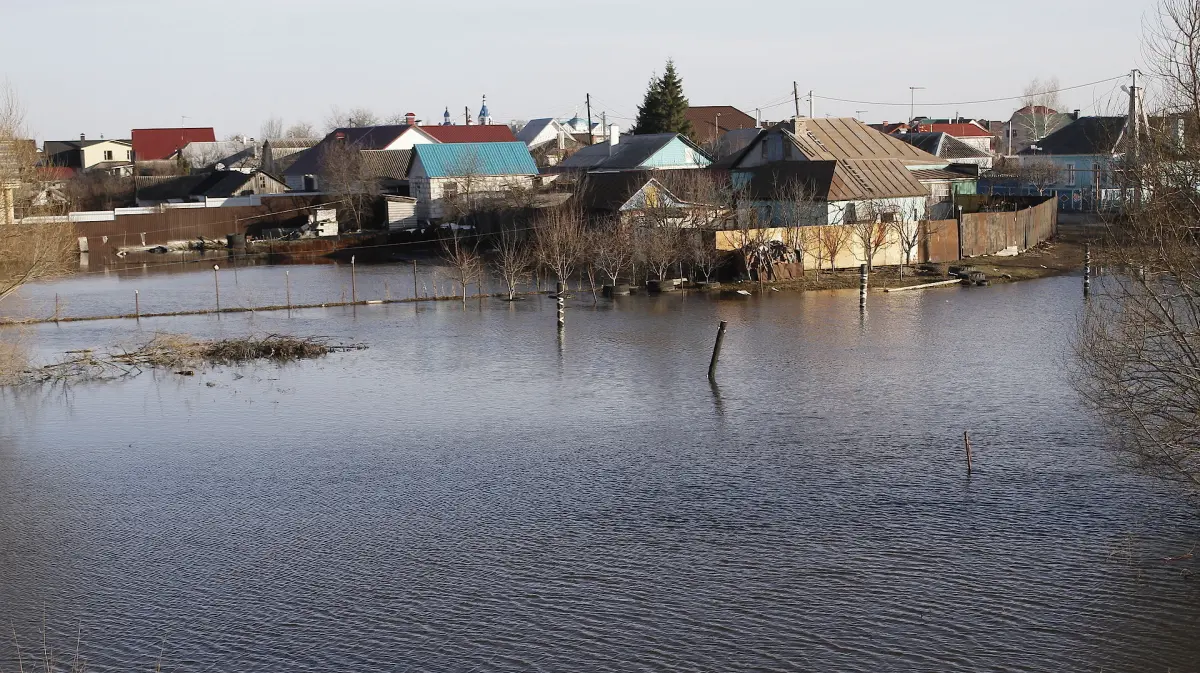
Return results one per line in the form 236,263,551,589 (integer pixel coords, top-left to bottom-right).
898,132,991,160
741,158,928,202
558,133,710,171
360,150,413,180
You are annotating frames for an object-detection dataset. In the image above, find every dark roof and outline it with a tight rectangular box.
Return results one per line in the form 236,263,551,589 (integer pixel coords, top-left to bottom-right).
263,138,319,149
135,170,285,201
1018,116,1126,155
579,171,657,211
417,125,517,143
558,133,712,171
685,106,757,142
283,125,422,176
360,150,413,180
898,132,990,160
131,128,217,161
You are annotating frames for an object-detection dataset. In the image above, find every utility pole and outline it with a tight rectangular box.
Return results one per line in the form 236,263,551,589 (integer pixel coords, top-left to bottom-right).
586,94,593,145
855,110,868,120
808,90,814,119
714,112,722,142
909,86,925,124
464,106,470,125
793,82,801,119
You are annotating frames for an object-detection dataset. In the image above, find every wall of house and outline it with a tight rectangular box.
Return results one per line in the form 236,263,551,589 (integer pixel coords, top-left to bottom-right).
734,132,802,168
954,136,993,154
80,142,133,168
640,138,711,169
411,174,535,221
383,132,437,151
716,222,915,270
386,198,418,231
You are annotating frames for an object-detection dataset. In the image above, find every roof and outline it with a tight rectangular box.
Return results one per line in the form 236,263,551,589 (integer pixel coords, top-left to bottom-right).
909,168,978,182
898,132,991,160
89,160,134,170
360,149,413,180
740,158,928,202
1018,116,1127,155
782,118,941,163
44,138,131,153
283,125,424,176
411,142,538,178
558,133,712,171
915,122,994,138
685,106,757,141
516,118,581,149
131,128,217,161
263,138,319,149
579,171,661,211
418,125,516,143
712,128,763,165
135,170,285,201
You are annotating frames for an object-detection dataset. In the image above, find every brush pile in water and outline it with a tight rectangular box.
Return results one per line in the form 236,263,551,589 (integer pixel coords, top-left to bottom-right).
15,333,364,384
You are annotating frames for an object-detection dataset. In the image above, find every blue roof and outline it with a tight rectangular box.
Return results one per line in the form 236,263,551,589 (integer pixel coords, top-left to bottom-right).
412,142,538,178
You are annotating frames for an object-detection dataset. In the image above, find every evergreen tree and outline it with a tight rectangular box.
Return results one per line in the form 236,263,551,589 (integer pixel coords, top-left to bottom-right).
633,60,693,136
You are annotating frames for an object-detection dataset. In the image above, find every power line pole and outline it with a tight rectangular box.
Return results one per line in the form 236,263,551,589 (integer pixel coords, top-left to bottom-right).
909,86,925,123
586,93,594,145
793,82,801,119
808,90,814,119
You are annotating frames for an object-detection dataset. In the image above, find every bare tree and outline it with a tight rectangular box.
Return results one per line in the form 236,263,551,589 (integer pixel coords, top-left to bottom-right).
534,203,586,289
1073,0,1200,491
818,221,852,274
998,156,1062,196
887,213,922,278
593,217,634,286
318,141,379,230
1,81,76,309
260,116,284,141
492,223,533,301
285,122,316,139
440,229,483,305
325,106,379,132
849,201,897,272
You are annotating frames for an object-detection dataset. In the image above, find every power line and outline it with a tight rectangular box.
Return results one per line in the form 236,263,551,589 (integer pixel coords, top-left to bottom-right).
809,74,1127,108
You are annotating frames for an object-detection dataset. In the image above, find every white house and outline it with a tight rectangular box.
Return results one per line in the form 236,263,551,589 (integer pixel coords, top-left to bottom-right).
408,142,539,221
283,124,439,190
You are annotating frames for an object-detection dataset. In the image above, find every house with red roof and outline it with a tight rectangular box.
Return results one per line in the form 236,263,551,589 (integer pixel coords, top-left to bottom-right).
417,125,516,143
913,122,997,154
131,127,217,162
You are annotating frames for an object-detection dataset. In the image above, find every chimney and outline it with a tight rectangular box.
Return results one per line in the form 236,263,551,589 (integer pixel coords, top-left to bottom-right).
405,112,417,126
1073,109,1080,120
80,133,86,141
608,124,619,155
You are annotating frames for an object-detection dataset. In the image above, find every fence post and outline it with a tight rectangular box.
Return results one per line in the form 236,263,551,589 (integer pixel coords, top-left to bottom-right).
350,255,357,304
859,264,868,311
54,294,60,323
708,321,728,381
135,290,140,322
285,270,291,311
412,260,419,300
1084,243,1091,298
212,265,221,313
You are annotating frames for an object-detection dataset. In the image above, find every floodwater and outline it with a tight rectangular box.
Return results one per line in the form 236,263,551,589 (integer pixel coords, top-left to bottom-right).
1,269,1198,672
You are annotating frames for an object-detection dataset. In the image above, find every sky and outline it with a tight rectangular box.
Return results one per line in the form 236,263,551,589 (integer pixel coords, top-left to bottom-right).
2,0,1161,142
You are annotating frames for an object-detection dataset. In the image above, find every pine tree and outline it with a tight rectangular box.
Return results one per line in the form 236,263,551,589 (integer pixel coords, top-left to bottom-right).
633,60,693,136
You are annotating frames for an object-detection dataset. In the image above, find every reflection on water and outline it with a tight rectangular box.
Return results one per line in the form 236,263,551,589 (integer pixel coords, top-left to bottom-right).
1,273,1199,672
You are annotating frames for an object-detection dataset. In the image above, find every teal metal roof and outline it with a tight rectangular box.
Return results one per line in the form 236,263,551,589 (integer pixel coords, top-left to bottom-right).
412,142,538,178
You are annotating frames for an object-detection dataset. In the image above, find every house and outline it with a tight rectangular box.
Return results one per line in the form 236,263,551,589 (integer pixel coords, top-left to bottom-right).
897,132,994,169
1003,106,1077,155
556,129,712,173
408,142,538,221
43,136,134,174
986,116,1129,211
578,170,700,221
180,139,258,172
685,106,757,145
262,138,319,175
134,169,289,206
516,118,584,167
723,118,975,220
417,125,516,143
282,125,438,190
131,127,217,161
735,159,929,226
911,122,997,154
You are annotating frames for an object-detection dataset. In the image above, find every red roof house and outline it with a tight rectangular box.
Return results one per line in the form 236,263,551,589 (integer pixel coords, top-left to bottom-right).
914,122,993,137
131,127,217,161
417,125,516,143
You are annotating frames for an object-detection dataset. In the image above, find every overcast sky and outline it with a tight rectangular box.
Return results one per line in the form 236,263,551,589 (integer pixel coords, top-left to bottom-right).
2,0,1158,141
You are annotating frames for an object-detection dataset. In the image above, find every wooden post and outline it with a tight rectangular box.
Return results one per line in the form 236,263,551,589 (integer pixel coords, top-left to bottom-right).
1084,243,1091,298
135,290,140,322
963,431,973,476
213,264,221,313
556,281,565,331
859,264,868,311
350,255,357,304
412,260,419,300
708,321,728,381
285,270,291,311
54,294,59,323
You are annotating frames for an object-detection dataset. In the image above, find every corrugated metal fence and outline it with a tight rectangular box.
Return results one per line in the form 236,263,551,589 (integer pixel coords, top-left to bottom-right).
920,197,1057,263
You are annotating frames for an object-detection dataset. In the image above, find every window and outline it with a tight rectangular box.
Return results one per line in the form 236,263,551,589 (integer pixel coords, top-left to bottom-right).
880,211,896,223
126,150,132,161
760,141,768,159
443,182,459,198
103,150,113,161
1063,163,1075,186
844,202,858,224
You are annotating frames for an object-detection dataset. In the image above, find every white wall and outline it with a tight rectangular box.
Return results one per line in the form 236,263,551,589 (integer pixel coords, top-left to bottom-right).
412,174,536,220
80,141,133,168
384,129,438,151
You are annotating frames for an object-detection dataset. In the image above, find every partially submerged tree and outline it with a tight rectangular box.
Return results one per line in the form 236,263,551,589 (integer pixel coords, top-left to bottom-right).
534,203,586,290
849,202,895,272
440,228,483,305
318,140,378,230
492,224,534,301
1073,0,1200,491
592,217,635,286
